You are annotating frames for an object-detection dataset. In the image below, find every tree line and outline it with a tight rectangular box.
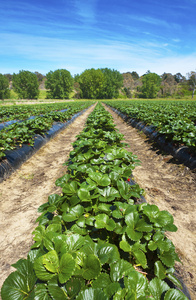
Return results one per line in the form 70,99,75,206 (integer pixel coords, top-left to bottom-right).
0,68,195,100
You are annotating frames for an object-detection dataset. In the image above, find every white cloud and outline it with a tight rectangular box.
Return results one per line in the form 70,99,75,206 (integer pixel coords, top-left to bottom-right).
0,32,195,76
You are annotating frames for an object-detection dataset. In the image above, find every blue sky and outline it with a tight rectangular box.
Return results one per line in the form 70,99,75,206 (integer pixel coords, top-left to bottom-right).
0,0,196,76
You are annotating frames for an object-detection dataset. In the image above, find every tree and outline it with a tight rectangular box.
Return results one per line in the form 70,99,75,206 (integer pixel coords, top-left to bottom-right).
100,68,123,98
141,72,161,98
131,71,139,80
0,74,10,100
45,69,73,99
78,68,123,99
12,70,39,99
159,73,177,97
34,72,45,83
174,72,185,83
187,71,196,98
78,68,105,99
4,73,13,82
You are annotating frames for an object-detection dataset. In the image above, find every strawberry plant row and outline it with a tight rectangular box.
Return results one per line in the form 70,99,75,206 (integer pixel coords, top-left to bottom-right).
0,102,94,182
104,100,196,154
0,102,92,161
0,101,87,123
1,103,189,299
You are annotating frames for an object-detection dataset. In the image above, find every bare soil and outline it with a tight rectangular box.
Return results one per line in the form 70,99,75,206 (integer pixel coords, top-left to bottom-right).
0,104,95,292
0,103,196,299
104,105,196,299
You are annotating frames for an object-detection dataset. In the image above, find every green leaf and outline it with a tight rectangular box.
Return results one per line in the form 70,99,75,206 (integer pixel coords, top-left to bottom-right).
125,211,139,226
1,259,36,300
92,273,111,289
62,181,78,196
34,284,51,300
78,187,91,201
94,214,116,231
97,203,112,213
85,215,95,226
117,180,132,200
124,271,148,298
62,205,84,222
99,186,120,202
76,216,86,227
112,209,123,219
58,253,76,284
109,171,120,182
120,239,132,253
76,287,109,300
133,249,147,269
110,260,134,282
126,226,143,241
89,172,111,186
98,243,120,264
34,256,56,281
164,223,178,232
48,194,61,206
66,277,85,298
135,219,153,232
113,289,126,300
82,254,101,280
43,250,59,273
158,251,175,267
105,282,121,298
166,273,182,289
154,261,166,279
154,211,175,228
55,174,70,187
47,277,68,299
71,224,87,235
142,204,160,222
164,288,188,300
148,277,169,300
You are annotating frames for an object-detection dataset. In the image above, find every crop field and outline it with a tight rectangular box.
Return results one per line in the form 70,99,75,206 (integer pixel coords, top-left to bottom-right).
0,100,196,299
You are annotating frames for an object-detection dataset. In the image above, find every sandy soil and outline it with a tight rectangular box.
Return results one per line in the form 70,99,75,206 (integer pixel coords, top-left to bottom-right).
0,103,195,299
104,105,196,299
0,104,95,292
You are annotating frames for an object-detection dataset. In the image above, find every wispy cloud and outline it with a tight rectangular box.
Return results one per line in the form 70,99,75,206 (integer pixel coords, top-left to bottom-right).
0,0,195,76
73,0,98,24
0,32,195,76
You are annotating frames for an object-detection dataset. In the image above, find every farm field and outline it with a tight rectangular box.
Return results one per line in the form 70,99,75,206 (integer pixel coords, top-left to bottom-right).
0,101,196,299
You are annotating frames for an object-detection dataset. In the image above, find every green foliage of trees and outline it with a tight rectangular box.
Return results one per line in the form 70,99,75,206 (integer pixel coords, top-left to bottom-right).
101,68,124,98
187,71,196,98
131,71,139,80
45,69,73,99
0,74,10,100
78,68,105,99
141,72,162,98
78,68,123,99
12,70,39,99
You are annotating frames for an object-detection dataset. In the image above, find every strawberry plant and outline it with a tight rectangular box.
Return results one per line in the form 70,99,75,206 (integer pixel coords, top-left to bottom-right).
1,103,189,299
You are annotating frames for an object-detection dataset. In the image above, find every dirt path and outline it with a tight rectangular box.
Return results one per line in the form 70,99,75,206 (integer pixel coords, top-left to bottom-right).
104,105,196,299
0,104,95,290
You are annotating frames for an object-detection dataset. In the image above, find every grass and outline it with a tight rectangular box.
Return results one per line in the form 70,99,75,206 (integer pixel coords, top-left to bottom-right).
38,89,47,99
